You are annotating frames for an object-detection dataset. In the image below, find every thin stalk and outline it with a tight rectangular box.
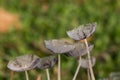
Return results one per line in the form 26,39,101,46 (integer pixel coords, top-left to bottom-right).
46,69,50,80
25,71,29,80
72,56,81,80
84,39,95,80
58,54,61,80
87,69,91,80
10,71,14,80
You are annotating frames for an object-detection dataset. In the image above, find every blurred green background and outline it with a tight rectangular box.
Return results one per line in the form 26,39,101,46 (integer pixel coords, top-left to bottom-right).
0,0,120,80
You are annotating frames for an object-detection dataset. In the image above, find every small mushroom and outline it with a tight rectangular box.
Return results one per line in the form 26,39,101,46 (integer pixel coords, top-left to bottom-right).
7,54,40,72
37,56,57,80
65,42,94,57
44,39,75,80
67,23,97,80
79,57,96,68
44,39,75,53
67,22,96,40
37,56,57,69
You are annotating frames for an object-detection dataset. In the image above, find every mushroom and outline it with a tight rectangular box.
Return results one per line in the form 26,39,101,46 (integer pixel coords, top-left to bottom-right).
37,56,57,80
44,39,75,53
79,57,96,68
66,22,97,80
7,54,40,80
67,22,96,40
44,39,75,80
65,42,94,57
37,56,57,69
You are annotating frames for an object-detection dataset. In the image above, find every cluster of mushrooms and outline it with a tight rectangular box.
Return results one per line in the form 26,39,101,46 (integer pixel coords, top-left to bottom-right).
7,22,97,80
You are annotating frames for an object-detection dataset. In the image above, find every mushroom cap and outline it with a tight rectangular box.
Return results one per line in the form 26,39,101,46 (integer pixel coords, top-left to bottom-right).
79,57,96,68
7,54,40,72
44,39,75,53
67,22,96,40
37,56,57,69
65,43,94,57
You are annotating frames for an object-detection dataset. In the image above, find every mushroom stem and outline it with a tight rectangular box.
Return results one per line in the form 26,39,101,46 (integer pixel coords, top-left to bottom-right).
25,71,29,80
58,54,61,80
72,56,81,80
84,39,95,80
10,71,14,80
87,69,91,80
46,69,50,80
